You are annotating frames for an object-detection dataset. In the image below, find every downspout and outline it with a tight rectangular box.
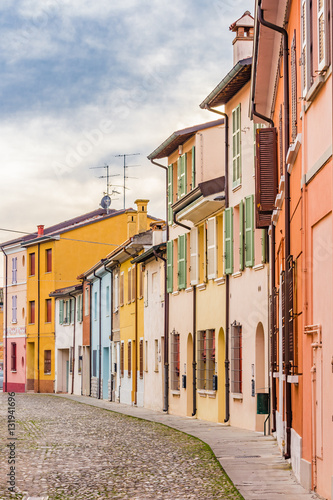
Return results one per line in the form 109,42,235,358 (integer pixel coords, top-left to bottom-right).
134,262,138,405
150,158,170,412
68,292,76,395
192,286,196,416
103,264,113,402
37,243,40,393
258,0,291,459
2,249,8,392
271,224,277,432
203,105,230,424
93,271,102,400
153,248,169,413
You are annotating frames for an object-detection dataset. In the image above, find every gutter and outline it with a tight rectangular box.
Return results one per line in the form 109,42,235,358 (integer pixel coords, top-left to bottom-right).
103,263,113,402
257,0,291,459
202,105,230,424
93,271,102,399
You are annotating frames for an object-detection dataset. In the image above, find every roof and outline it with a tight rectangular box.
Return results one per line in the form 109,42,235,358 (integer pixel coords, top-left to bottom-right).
49,283,83,298
229,11,254,31
172,176,225,214
148,119,224,160
131,242,166,264
0,207,133,249
200,58,252,109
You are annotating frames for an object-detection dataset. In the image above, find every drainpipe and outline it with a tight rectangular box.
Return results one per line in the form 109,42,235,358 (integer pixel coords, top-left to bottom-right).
37,243,40,393
134,262,138,405
103,264,113,401
192,286,196,416
252,102,274,127
93,271,102,399
1,248,8,392
153,248,169,413
68,292,76,395
258,0,291,459
203,105,230,424
150,158,170,413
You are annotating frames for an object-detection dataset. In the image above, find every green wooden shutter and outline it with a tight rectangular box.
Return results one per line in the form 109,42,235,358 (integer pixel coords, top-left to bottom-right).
178,234,187,290
178,154,187,197
191,146,195,189
167,240,173,293
59,299,64,325
168,165,173,225
261,229,266,263
224,208,233,275
245,195,254,267
239,200,244,271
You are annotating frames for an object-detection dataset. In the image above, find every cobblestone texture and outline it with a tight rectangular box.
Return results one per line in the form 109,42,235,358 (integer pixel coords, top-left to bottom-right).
0,393,242,500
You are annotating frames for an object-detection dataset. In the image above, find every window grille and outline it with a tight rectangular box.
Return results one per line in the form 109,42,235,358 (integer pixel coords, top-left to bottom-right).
44,350,51,375
171,331,180,391
11,343,17,372
197,330,215,390
231,323,242,393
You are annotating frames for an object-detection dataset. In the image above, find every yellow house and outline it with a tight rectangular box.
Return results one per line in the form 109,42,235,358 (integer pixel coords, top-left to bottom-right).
24,205,157,393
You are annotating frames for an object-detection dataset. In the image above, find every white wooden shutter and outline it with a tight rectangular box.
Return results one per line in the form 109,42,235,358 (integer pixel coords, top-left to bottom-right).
318,0,327,70
144,270,149,307
301,0,308,96
114,274,119,311
190,227,199,285
207,217,217,280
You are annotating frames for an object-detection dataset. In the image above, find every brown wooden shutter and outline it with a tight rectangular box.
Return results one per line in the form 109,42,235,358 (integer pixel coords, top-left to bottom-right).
270,289,278,372
281,272,286,367
120,343,124,377
30,253,35,276
127,268,132,303
128,341,131,376
255,127,278,228
11,343,17,371
46,249,52,272
132,266,136,302
279,106,283,177
287,257,294,370
291,32,297,142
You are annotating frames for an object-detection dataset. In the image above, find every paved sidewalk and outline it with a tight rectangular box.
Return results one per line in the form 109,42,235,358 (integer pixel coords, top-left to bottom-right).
53,394,319,500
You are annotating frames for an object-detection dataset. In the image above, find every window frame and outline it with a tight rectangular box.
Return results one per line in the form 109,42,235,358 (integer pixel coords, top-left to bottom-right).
44,349,51,375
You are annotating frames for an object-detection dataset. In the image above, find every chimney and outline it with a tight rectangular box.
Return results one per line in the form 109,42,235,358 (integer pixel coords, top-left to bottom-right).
229,11,254,65
151,221,165,246
37,225,44,236
126,211,137,239
135,199,149,234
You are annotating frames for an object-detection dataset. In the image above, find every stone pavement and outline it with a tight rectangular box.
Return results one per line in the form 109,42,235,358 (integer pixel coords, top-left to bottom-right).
55,394,320,500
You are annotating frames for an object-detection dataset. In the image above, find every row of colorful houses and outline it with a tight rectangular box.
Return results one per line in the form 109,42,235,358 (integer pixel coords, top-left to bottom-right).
1,4,332,498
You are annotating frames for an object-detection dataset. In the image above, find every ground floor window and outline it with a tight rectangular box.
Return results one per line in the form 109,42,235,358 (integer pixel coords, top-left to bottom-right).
170,331,180,391
44,350,51,375
11,343,17,372
197,329,215,390
231,323,242,393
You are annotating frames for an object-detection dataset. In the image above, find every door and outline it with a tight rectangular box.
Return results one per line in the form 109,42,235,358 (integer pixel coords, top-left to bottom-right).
66,361,69,393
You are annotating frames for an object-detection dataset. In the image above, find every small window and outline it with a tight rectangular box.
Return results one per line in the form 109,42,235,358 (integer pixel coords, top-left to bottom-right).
69,346,73,373
145,340,148,372
94,292,97,321
232,104,242,187
29,301,35,324
11,343,17,372
70,298,75,324
46,299,52,323
46,249,52,273
127,268,132,303
120,273,124,306
77,294,83,322
114,273,119,312
29,253,35,276
44,350,51,374
139,264,144,298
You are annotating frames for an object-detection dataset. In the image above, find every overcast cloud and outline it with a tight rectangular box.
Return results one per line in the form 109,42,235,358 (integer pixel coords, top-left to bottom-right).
0,0,253,248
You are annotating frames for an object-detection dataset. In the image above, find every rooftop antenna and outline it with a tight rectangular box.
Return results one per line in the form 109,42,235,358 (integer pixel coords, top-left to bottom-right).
114,153,140,209
89,165,120,213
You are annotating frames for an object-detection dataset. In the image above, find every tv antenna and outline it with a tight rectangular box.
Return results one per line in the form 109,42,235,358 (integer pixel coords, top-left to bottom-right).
89,164,120,212
114,153,140,208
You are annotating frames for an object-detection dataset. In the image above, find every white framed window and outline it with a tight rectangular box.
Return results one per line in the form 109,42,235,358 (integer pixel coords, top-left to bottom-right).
207,217,218,280
190,227,199,285
12,295,17,323
197,329,215,390
114,273,119,312
12,257,17,284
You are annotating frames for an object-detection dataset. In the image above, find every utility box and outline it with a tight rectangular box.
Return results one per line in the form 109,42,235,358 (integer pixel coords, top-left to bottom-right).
182,375,186,389
212,375,218,391
257,393,269,414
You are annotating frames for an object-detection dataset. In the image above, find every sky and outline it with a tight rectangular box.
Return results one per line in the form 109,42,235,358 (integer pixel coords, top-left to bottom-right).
0,0,254,251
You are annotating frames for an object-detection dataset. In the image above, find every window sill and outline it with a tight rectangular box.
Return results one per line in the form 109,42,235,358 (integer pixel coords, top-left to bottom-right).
45,321,51,324
273,372,279,378
232,183,242,192
287,375,299,384
214,277,225,286
44,372,51,376
45,271,52,274
11,370,17,373
171,390,180,397
231,271,242,279
253,264,264,272
11,321,17,325
231,393,243,400
198,389,216,398
154,369,159,373
196,283,206,291
185,287,193,293
171,291,179,296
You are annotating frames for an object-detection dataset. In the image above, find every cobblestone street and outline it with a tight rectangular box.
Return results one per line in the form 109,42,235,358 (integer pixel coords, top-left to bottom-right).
0,394,242,499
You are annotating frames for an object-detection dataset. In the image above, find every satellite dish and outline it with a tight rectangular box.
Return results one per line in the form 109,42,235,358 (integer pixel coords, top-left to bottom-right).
100,195,111,209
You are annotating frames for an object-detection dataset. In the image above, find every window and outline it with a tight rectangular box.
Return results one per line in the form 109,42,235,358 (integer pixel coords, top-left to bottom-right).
59,299,64,324
85,287,89,316
291,31,297,142
120,272,124,306
12,295,17,323
177,234,186,290
232,104,241,187
239,201,244,271
190,228,199,285
114,273,119,311
70,298,75,324
171,331,180,391
120,342,124,377
224,208,233,274
317,0,327,70
207,217,217,280
139,264,144,299
144,269,149,307
128,341,131,377
92,350,97,377
11,343,17,372
166,240,173,293
45,249,52,273
177,153,187,198
231,323,242,394
29,253,35,276
44,350,51,375
78,346,82,373
127,268,132,303
154,339,159,372
106,286,110,316
131,266,136,302
139,339,143,378
255,128,278,228
29,300,35,324
94,292,97,321
244,195,254,267
197,330,215,390
77,294,83,322
168,164,173,225
63,300,69,323
12,257,17,284
46,299,52,323
69,346,73,373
